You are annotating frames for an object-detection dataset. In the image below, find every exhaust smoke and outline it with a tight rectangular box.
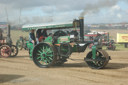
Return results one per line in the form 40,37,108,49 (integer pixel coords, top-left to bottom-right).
80,0,122,17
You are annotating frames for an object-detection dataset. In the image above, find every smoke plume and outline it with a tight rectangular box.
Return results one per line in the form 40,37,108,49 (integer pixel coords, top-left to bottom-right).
80,0,122,17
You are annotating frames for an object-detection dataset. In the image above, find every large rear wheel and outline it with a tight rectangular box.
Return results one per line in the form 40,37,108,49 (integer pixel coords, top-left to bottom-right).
85,50,109,69
33,43,57,68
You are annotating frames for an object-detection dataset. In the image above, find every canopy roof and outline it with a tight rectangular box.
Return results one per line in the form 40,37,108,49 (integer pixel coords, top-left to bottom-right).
22,22,75,31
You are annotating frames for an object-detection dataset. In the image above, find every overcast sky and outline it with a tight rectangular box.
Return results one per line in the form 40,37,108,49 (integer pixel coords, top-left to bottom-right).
0,0,128,25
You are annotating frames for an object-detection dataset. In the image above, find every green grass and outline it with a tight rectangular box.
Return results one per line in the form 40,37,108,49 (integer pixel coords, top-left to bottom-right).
115,44,128,51
11,30,29,44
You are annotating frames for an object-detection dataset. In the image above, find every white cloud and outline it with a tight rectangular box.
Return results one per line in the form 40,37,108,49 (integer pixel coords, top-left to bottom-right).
0,0,128,24
111,5,121,11
117,14,122,18
110,5,121,15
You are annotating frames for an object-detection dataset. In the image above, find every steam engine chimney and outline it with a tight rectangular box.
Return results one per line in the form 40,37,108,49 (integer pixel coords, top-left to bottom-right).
7,24,12,45
7,24,11,38
79,17,84,42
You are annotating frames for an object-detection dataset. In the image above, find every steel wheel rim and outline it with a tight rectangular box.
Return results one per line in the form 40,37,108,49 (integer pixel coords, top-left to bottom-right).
37,46,53,65
33,43,56,67
10,45,18,57
0,46,11,58
85,50,108,69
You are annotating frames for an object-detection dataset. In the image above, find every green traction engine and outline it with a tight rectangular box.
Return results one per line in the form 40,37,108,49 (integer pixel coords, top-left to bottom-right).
22,17,111,69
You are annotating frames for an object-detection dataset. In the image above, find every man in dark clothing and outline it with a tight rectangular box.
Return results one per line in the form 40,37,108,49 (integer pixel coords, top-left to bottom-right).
29,30,36,45
36,29,42,39
42,29,48,38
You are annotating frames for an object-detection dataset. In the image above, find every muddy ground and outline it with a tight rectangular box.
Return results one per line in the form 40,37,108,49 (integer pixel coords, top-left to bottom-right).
0,49,128,85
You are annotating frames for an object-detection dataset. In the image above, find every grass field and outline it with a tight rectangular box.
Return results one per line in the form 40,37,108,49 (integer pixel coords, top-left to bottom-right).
115,44,128,50
103,44,128,51
11,30,29,43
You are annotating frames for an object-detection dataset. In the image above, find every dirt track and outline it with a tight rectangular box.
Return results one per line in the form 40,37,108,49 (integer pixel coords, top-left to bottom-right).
0,50,128,85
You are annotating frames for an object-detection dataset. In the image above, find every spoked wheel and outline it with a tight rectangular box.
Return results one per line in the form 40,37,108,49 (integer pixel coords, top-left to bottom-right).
10,45,18,57
33,43,57,68
0,45,11,58
85,50,109,69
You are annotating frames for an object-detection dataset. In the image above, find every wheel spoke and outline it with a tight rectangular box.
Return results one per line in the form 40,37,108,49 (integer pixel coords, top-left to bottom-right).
38,50,42,54
46,54,53,56
45,57,50,63
40,47,44,52
48,57,53,60
37,53,42,56
44,59,48,64
37,56,41,59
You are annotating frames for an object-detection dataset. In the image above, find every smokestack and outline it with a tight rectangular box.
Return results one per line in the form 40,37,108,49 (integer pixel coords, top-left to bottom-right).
7,24,10,38
79,17,84,42
7,24,12,45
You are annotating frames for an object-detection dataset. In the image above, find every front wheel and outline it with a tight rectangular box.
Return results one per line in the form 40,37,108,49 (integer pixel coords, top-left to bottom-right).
10,45,18,57
0,45,11,58
33,43,57,68
85,50,109,69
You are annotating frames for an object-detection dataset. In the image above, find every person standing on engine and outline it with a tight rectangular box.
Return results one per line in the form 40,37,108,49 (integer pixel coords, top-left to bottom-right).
29,30,36,45
36,29,42,44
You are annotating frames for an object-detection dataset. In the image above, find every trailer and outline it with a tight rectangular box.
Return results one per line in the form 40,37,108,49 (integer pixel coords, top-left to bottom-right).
117,33,128,48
